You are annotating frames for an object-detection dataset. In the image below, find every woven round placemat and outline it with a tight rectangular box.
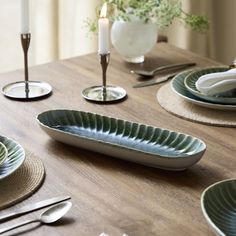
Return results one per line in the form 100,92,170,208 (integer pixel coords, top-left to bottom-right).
157,83,236,127
0,151,45,210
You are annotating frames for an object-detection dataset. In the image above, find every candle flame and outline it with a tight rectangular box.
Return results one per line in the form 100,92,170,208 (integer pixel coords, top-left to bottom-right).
100,3,107,18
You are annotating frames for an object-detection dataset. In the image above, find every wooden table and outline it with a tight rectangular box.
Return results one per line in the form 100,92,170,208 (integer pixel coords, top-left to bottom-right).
0,43,235,236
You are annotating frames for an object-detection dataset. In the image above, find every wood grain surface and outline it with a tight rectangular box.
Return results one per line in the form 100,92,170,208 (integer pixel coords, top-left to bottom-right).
0,43,234,236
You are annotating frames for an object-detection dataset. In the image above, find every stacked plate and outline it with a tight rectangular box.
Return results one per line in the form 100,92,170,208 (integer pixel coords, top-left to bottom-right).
0,136,25,180
171,67,236,110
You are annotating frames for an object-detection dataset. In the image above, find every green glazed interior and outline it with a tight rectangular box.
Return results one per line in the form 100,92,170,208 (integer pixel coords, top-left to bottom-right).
0,142,8,166
202,179,236,236
38,109,206,158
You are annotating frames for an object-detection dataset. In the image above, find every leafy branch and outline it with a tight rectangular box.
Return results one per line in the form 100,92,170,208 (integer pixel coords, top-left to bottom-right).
86,0,209,33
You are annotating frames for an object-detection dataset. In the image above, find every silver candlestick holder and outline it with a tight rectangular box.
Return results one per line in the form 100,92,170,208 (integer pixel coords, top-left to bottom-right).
2,33,52,100
82,53,127,102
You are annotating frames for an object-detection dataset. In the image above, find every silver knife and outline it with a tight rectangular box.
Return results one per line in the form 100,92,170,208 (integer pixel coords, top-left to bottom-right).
133,71,178,88
0,195,71,222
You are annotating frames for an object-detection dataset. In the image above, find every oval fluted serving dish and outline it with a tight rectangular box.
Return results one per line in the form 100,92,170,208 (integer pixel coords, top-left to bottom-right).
0,135,25,180
37,110,206,171
201,179,236,236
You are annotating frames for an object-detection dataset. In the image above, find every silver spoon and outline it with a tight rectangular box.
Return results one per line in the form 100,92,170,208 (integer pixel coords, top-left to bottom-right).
0,201,72,234
130,62,196,77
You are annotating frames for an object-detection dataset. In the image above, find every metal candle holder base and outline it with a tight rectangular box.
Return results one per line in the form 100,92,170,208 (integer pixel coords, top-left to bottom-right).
82,53,126,103
2,34,52,100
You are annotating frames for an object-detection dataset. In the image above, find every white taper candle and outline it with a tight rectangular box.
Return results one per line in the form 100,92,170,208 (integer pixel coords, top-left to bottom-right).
20,0,30,34
98,3,109,54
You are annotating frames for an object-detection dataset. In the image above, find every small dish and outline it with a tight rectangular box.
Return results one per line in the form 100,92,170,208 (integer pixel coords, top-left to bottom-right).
201,179,236,236
184,67,236,104
37,109,206,171
0,136,25,180
0,142,8,166
171,70,236,110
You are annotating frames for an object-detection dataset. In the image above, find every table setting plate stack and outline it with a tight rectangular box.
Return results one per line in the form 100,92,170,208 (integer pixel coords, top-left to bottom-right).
0,135,45,210
184,68,236,105
172,67,236,110
0,136,25,180
157,66,236,127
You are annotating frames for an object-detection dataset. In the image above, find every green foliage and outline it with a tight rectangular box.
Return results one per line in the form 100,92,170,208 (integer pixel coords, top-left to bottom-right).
183,13,209,33
88,0,209,33
84,18,98,34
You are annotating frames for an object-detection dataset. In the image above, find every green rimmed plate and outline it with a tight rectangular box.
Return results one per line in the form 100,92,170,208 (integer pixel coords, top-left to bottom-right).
201,179,236,236
37,109,206,171
0,136,25,180
184,67,236,104
0,142,8,166
171,70,236,110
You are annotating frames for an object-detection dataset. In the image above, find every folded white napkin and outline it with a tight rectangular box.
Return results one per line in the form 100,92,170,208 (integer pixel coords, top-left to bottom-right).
196,68,236,96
